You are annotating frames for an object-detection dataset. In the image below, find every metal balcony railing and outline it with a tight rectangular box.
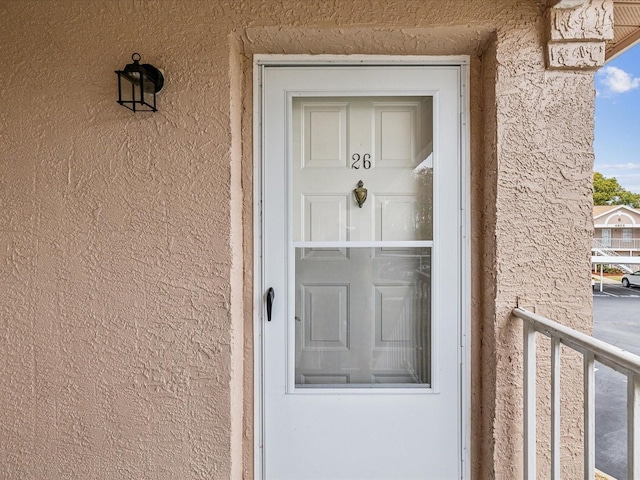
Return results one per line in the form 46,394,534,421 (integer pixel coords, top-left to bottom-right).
513,308,640,480
593,238,640,250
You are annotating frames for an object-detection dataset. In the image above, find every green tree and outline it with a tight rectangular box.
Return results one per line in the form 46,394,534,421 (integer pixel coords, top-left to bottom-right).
593,172,640,208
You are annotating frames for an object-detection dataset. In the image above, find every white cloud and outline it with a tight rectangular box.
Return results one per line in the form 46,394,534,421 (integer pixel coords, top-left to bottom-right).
598,163,640,171
597,66,640,95
593,166,640,194
620,182,640,195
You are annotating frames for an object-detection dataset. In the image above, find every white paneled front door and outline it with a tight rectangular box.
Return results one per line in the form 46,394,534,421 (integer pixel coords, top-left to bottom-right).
257,62,467,479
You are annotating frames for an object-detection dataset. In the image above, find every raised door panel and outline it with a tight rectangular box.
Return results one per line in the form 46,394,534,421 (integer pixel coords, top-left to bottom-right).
300,102,348,168
300,284,349,350
302,195,349,242
375,195,420,241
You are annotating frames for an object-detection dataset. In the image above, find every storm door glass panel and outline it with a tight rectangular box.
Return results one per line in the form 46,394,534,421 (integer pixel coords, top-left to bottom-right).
292,96,434,388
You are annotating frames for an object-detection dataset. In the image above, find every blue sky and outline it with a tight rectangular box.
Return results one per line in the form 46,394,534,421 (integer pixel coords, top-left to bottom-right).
594,43,640,194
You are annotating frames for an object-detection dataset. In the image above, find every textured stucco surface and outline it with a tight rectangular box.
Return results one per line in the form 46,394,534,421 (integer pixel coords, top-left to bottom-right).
0,1,599,479
546,0,613,68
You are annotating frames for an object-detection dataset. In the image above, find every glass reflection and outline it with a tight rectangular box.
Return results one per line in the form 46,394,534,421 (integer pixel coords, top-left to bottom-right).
294,248,431,387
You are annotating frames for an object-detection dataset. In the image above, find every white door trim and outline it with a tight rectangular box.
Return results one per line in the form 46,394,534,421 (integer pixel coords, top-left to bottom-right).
253,54,471,479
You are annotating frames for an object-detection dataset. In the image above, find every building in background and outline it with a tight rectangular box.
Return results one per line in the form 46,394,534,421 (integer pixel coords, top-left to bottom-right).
594,205,640,256
593,205,640,273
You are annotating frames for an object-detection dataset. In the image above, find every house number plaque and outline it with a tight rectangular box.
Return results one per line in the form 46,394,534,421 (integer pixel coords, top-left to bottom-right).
351,153,372,170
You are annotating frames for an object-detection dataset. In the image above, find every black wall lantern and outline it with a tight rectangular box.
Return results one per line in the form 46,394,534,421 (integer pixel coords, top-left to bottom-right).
115,53,164,112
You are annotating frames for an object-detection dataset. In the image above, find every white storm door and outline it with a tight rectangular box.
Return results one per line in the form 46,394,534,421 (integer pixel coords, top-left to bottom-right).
259,64,464,480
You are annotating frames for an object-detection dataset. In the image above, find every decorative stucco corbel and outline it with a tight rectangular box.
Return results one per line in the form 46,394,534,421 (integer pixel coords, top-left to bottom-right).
545,0,613,70
548,0,588,9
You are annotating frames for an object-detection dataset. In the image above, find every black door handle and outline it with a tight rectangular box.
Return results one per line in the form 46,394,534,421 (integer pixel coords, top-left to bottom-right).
266,288,275,322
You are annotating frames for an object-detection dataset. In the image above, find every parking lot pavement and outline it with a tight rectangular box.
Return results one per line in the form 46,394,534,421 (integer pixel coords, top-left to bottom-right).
593,281,640,298
593,290,640,479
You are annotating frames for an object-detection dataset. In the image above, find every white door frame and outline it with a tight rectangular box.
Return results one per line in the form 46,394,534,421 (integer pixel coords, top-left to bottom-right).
253,54,471,479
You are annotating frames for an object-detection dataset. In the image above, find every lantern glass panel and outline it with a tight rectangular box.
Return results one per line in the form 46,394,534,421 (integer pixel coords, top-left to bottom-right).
117,72,156,111
116,54,162,112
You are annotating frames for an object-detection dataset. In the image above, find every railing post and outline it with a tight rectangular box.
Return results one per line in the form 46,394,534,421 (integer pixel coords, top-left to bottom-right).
524,320,536,480
584,352,595,480
551,337,561,479
628,372,640,480
600,263,604,293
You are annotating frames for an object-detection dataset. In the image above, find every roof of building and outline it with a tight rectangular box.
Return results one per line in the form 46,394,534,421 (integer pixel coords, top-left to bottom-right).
609,1,640,60
594,204,640,219
594,205,619,217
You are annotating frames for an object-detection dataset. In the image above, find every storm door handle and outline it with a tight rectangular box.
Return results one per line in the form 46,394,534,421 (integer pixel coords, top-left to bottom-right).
266,287,275,322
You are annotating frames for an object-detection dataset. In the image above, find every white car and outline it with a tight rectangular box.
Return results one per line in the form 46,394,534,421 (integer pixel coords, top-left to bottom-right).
621,271,640,288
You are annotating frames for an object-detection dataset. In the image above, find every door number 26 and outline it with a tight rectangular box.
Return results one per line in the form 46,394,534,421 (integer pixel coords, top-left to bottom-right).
351,153,372,170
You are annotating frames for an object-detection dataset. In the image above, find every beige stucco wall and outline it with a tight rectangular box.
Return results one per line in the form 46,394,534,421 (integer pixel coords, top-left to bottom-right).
0,1,598,479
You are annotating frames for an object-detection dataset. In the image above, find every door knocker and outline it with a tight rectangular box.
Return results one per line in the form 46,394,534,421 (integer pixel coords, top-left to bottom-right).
353,180,368,208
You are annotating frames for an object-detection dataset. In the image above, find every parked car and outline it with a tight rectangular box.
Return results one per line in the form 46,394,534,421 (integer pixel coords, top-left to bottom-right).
621,271,640,288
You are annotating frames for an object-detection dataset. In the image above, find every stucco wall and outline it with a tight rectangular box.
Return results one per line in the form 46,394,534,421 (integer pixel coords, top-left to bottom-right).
0,1,597,479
